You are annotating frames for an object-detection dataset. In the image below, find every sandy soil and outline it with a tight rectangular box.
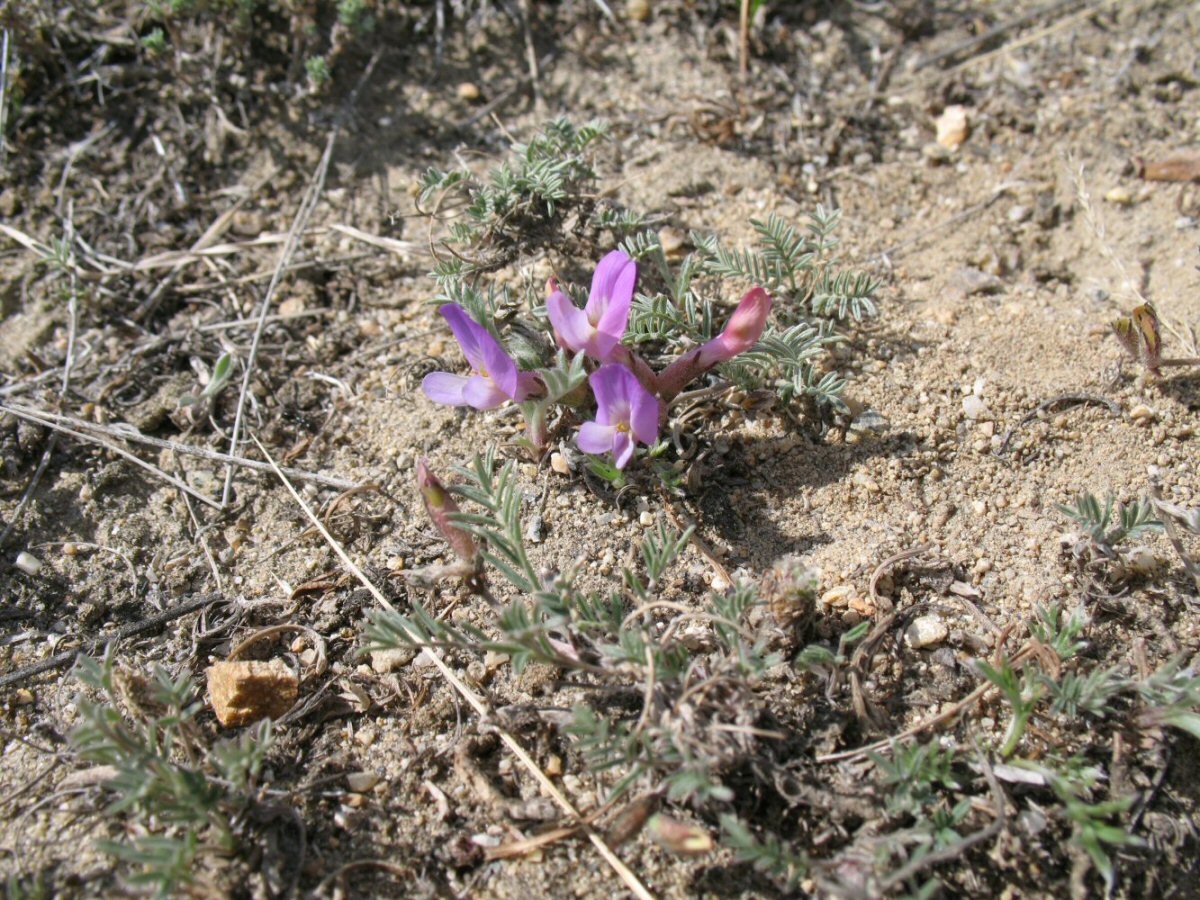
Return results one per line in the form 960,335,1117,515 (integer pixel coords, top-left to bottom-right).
1,1,1198,896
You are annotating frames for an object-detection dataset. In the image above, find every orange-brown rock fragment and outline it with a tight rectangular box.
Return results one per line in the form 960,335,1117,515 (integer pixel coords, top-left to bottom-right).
207,659,298,727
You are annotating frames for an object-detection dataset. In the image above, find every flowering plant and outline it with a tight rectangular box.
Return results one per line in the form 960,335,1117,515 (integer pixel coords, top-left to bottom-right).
422,249,772,470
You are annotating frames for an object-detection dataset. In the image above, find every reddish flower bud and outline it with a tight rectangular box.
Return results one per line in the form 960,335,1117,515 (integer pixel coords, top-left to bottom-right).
656,286,772,400
416,458,478,564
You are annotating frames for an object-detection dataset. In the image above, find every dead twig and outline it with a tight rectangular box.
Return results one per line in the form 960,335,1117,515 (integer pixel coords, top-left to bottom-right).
913,0,1079,71
221,50,381,509
817,643,1039,763
517,0,544,116
313,859,412,897
0,403,361,492
0,593,224,690
1148,474,1200,596
868,543,936,615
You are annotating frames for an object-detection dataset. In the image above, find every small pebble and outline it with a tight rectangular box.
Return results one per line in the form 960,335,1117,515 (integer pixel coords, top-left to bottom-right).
1129,404,1157,424
626,0,650,20
906,614,949,649
525,514,546,544
658,227,687,260
347,772,381,793
484,651,510,672
370,647,417,673
935,105,969,149
639,511,655,527
550,452,570,475
14,551,41,576
1007,205,1031,224
456,82,481,102
962,396,988,420
1105,186,1133,205
820,585,855,608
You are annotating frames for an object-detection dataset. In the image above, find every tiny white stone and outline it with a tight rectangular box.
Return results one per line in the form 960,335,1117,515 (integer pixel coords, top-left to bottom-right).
14,552,41,576
347,771,381,792
906,614,949,649
962,396,988,420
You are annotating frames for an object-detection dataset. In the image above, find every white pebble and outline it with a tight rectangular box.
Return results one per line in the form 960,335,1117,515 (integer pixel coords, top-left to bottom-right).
906,614,949,649
14,552,41,576
347,772,381,792
962,396,988,420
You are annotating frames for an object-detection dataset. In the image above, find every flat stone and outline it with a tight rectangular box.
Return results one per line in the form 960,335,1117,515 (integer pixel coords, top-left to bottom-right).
207,659,298,727
371,646,417,673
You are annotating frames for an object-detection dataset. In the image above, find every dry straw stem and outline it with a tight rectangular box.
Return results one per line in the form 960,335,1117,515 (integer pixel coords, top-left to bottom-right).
0,403,360,492
252,436,654,900
817,643,1039,764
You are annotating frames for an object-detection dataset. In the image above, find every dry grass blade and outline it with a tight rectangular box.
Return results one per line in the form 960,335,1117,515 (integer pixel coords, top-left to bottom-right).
0,28,9,169
0,402,361,492
328,223,422,258
816,643,1038,763
252,435,654,900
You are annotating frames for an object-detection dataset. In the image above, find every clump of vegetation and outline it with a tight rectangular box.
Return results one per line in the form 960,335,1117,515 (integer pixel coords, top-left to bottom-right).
376,447,1200,895
70,651,274,897
368,447,780,806
416,119,878,481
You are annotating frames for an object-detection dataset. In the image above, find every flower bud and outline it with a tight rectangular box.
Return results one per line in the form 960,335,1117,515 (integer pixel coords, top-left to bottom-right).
646,814,714,856
416,458,478,564
656,286,773,400
713,285,772,357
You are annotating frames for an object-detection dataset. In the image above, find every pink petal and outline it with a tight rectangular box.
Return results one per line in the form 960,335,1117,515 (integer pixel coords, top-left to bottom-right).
588,364,635,427
547,291,595,354
578,422,617,455
629,384,660,447
439,304,487,372
515,371,541,401
422,372,470,406
589,250,636,341
589,331,622,362
479,332,518,398
462,375,509,410
612,430,634,469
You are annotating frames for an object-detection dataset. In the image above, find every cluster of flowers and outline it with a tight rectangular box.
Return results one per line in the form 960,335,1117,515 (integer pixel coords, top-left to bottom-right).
422,250,771,469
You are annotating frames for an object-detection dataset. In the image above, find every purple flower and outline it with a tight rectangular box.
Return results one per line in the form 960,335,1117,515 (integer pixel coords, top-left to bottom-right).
577,364,660,469
422,304,538,409
546,250,636,362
